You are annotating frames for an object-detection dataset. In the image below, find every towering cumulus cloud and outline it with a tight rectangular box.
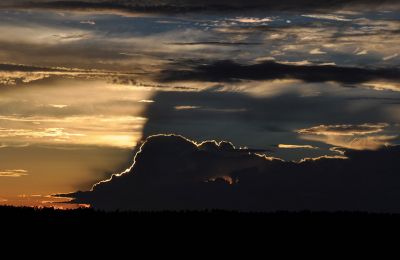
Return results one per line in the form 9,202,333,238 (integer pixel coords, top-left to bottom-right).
67,134,400,212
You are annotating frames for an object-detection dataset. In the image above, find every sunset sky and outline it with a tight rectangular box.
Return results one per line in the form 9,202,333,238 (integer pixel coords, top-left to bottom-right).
0,0,400,210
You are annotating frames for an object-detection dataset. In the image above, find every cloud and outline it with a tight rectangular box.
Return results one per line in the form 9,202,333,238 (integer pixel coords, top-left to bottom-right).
0,9,398,80
0,63,139,86
362,81,400,92
231,17,272,23
354,48,368,56
0,72,51,85
297,123,388,136
0,76,155,149
49,104,69,109
51,33,91,41
165,41,263,46
0,63,62,72
0,115,147,148
0,64,80,86
301,134,397,151
0,127,85,139
0,143,30,149
174,105,201,110
278,144,318,149
309,48,327,55
0,169,28,177
383,53,399,61
301,14,352,22
297,123,398,150
158,60,400,85
138,99,155,103
2,0,399,14
80,20,96,25
64,134,400,212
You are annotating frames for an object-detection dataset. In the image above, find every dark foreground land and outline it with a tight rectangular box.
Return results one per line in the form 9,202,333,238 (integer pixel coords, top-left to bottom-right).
3,206,400,246
3,206,400,227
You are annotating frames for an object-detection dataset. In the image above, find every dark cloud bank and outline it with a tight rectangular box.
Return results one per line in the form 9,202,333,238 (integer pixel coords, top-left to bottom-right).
66,134,400,212
159,60,400,84
2,0,399,13
0,63,65,72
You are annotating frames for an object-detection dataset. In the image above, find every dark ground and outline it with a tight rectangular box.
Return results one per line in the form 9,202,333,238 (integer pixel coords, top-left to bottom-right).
3,205,400,226
2,206,399,248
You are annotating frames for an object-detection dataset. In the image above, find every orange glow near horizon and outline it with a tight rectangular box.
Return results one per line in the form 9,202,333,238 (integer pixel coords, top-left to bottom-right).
0,195,90,210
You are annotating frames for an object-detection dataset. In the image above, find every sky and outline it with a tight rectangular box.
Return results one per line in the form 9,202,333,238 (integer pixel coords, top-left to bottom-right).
0,0,400,210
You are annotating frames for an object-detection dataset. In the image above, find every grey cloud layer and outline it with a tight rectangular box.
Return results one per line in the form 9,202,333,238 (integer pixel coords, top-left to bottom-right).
2,0,399,13
158,60,400,84
1,8,398,79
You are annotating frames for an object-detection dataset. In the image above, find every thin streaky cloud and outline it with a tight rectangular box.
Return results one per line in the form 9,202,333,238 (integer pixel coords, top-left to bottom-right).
0,169,28,178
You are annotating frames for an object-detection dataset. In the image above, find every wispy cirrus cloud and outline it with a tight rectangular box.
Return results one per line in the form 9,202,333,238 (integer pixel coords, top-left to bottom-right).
383,53,399,61
0,115,147,148
297,123,398,150
0,169,28,178
80,20,96,25
0,63,139,86
0,127,84,139
301,14,352,22
278,144,318,149
297,123,388,136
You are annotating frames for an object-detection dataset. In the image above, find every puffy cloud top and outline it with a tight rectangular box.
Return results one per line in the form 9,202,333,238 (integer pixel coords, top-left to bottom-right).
65,134,400,212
